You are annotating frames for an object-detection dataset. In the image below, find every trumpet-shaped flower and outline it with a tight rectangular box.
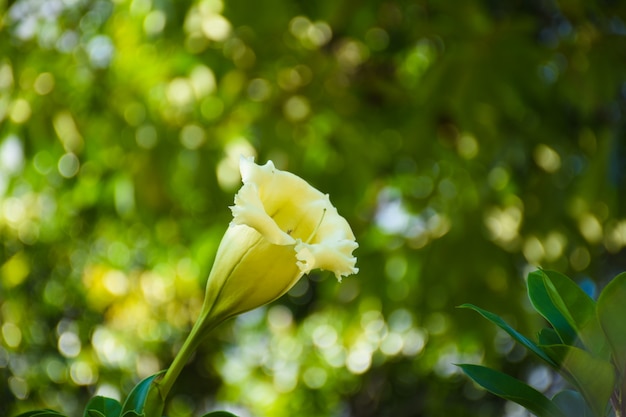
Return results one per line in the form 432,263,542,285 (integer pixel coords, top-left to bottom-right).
200,156,358,325
158,156,358,398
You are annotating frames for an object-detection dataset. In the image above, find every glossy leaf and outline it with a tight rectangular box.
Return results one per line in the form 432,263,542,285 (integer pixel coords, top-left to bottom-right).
527,271,577,345
458,304,557,366
540,270,595,324
84,396,122,417
121,371,166,417
200,412,240,417
552,390,593,417
14,411,68,417
541,344,614,417
597,272,626,374
540,270,608,358
458,364,566,417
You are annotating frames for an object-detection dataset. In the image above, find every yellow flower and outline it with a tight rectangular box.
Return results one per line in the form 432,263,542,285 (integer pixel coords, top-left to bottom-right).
157,156,358,398
201,156,358,324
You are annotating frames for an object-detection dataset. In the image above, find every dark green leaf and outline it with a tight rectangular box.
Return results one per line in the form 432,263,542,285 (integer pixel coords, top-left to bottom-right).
458,304,557,367
552,390,593,417
597,272,626,374
540,270,609,358
458,364,566,417
121,371,166,417
84,396,122,417
541,344,614,417
200,412,240,417
527,271,577,345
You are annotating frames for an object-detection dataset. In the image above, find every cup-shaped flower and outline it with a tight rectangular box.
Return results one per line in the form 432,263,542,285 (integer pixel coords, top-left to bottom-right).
157,156,358,399
199,156,358,326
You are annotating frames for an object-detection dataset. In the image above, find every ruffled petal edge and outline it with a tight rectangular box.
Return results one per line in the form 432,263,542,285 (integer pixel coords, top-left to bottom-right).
295,239,359,281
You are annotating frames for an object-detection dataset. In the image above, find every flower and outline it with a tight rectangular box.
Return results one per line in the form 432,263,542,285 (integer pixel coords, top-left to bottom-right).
157,156,358,398
200,156,358,325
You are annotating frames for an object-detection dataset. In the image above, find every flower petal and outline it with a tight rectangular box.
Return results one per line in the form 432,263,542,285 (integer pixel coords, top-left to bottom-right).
295,239,359,281
230,182,295,246
240,156,276,185
202,224,303,323
239,155,328,217
309,199,356,243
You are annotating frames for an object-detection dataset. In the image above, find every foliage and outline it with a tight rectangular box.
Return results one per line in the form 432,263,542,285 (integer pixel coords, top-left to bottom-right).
460,270,626,417
1,0,626,416
16,372,238,417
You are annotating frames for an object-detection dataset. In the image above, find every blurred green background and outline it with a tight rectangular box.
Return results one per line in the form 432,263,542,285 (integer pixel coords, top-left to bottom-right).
1,0,626,416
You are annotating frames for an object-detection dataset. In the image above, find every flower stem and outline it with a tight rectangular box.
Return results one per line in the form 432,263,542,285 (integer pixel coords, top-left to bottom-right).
157,317,213,399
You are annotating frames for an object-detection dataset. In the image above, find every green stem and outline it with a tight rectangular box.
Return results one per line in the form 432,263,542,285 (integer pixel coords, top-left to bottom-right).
157,317,215,399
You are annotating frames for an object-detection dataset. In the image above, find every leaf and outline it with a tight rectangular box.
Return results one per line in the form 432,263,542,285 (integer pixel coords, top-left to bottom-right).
200,412,240,417
552,390,593,417
84,396,122,417
458,304,557,367
540,270,609,358
540,270,595,325
527,271,577,345
541,344,614,417
537,328,562,346
458,364,566,417
14,411,68,417
597,271,626,374
121,371,166,417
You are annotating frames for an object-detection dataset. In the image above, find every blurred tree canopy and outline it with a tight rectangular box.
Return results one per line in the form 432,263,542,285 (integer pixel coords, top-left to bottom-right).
1,0,626,416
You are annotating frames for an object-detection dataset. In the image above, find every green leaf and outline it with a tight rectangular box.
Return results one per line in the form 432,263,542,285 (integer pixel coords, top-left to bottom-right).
121,371,166,417
541,344,614,417
14,411,68,417
597,271,626,374
200,412,240,417
458,364,566,417
84,396,122,417
552,390,593,417
527,271,577,345
458,304,557,367
537,328,562,346
540,270,609,358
